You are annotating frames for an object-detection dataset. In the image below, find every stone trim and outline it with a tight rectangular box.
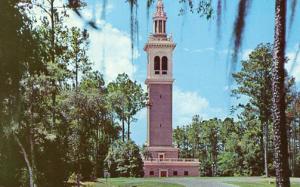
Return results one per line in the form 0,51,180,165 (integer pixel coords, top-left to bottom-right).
146,146,179,152
144,161,200,167
145,79,174,85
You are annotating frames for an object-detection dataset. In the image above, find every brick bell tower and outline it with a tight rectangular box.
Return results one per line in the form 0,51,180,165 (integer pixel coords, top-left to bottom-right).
144,0,175,147
143,0,199,178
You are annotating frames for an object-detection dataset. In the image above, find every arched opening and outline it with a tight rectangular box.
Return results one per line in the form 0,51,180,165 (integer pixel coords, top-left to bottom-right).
162,56,168,74
154,56,160,74
155,21,157,33
159,20,162,33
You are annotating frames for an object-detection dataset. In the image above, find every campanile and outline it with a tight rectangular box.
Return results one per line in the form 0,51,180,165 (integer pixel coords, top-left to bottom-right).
144,0,175,147
143,0,199,178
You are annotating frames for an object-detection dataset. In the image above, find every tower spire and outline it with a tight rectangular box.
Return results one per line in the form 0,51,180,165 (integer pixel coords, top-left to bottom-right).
153,0,167,35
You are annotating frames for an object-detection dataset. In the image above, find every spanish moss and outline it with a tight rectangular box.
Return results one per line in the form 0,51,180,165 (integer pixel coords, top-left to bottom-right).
146,0,155,28
135,3,139,51
101,0,107,21
216,0,222,41
128,0,139,63
230,0,251,74
290,43,300,73
68,0,101,30
288,0,297,36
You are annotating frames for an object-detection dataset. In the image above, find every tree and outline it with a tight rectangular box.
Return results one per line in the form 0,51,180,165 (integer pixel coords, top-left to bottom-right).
272,1,290,185
0,0,45,186
105,140,144,177
232,43,273,177
68,27,91,89
107,73,146,141
286,88,300,177
168,0,295,184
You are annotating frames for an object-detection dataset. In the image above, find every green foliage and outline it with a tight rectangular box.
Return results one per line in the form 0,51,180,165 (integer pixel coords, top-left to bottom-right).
107,73,147,141
1,0,145,185
232,43,273,121
174,44,300,177
174,114,266,177
105,140,144,178
232,43,297,177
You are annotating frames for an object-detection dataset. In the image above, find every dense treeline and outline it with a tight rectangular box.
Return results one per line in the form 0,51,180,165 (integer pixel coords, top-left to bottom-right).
173,44,300,177
0,0,146,186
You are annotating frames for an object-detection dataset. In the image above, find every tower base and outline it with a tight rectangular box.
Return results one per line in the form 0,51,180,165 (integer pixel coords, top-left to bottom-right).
143,146,200,177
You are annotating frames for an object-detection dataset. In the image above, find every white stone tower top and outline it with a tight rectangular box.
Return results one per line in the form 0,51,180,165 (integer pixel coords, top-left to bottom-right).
144,0,176,85
152,0,168,37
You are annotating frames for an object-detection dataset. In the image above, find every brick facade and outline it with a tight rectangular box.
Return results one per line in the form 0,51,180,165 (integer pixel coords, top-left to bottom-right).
148,84,173,146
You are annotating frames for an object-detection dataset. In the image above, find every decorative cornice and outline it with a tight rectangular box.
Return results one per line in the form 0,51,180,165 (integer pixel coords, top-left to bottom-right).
144,43,176,51
146,146,179,152
143,159,200,166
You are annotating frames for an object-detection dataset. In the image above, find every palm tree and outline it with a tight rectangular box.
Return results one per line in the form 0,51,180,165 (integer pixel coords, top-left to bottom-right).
271,0,290,186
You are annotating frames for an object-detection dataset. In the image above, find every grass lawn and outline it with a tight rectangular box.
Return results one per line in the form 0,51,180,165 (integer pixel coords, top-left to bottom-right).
83,178,183,187
228,181,300,187
79,177,300,187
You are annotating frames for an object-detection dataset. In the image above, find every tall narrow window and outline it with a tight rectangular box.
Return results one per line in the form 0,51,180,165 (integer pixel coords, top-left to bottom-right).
162,56,168,75
154,56,160,74
159,20,162,33
155,21,157,33
163,21,166,33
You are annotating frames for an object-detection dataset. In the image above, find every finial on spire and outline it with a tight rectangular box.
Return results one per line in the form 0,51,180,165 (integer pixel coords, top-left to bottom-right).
153,0,167,35
154,0,166,18
157,0,163,7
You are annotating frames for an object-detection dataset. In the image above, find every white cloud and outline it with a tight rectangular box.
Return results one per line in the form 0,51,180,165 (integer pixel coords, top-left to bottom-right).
29,0,136,84
173,87,209,126
286,51,300,82
87,24,138,82
242,49,252,60
64,2,138,83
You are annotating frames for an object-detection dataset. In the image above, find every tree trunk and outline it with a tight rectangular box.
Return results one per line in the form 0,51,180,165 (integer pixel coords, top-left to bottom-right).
127,118,130,140
29,130,37,187
29,86,37,186
122,118,125,142
264,121,269,177
50,0,56,127
272,0,290,186
76,173,80,187
291,121,296,177
15,135,36,187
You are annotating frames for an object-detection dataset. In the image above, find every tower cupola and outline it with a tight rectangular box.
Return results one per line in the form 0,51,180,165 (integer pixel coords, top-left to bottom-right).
153,0,167,36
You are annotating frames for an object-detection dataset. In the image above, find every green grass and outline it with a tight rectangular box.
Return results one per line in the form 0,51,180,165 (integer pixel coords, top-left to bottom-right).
85,178,183,187
228,181,300,187
79,177,300,187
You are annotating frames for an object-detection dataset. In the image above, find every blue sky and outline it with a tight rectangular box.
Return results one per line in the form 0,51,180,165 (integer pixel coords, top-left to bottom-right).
64,0,300,145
